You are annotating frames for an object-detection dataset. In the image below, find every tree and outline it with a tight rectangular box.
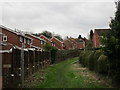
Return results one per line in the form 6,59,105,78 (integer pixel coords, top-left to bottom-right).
103,1,120,85
90,29,93,41
43,43,58,64
41,30,52,38
78,35,82,39
54,34,63,41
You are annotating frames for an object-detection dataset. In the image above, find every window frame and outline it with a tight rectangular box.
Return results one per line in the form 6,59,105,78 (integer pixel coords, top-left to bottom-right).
3,36,7,41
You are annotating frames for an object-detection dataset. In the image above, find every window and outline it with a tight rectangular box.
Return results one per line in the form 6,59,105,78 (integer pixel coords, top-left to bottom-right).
24,38,26,43
28,40,30,44
41,40,44,44
3,36,7,41
30,39,33,44
20,36,23,42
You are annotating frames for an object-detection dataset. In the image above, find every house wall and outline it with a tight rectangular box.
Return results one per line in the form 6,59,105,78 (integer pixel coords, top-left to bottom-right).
77,42,85,49
0,28,31,49
51,38,63,50
25,34,42,48
93,31,100,48
40,35,51,45
0,28,22,47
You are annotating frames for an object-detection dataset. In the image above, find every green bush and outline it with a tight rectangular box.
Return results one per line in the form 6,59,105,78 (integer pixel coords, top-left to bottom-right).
79,51,85,65
88,51,95,70
97,54,108,74
93,50,103,72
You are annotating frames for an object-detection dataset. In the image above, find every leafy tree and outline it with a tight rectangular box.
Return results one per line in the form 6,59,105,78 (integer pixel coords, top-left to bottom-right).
43,43,58,64
54,34,63,41
41,30,52,38
78,35,82,39
90,29,93,41
85,40,93,50
103,1,120,85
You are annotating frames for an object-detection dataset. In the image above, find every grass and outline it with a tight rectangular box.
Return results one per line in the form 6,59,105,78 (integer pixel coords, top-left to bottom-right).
25,57,111,88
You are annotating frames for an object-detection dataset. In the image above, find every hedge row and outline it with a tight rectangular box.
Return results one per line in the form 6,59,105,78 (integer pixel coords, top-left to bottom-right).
79,50,109,74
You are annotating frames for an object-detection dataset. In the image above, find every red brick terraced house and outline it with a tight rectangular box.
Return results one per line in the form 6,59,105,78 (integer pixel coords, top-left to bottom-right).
68,37,85,50
63,38,76,50
93,29,111,48
25,34,46,50
51,37,64,50
75,38,85,49
39,35,55,47
0,25,32,50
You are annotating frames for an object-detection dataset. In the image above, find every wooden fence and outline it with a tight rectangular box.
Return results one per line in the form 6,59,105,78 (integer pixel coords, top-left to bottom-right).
2,48,51,88
1,48,80,88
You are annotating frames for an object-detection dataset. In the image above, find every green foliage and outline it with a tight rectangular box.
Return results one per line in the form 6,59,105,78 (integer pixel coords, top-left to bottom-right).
44,43,58,64
85,40,93,49
88,51,95,70
79,50,109,74
54,34,63,41
90,29,93,40
93,50,103,72
97,55,108,74
41,30,52,38
102,1,120,85
78,35,82,39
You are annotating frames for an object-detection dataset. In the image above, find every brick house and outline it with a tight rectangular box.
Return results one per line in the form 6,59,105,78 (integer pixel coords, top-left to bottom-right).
39,35,55,47
64,37,85,50
75,39,85,49
25,34,46,50
93,29,111,48
0,25,32,50
63,38,76,50
51,37,64,50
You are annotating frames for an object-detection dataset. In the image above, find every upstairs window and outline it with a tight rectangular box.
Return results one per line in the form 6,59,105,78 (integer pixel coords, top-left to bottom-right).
3,36,7,41
20,36,23,42
41,40,44,44
24,38,26,43
28,39,30,44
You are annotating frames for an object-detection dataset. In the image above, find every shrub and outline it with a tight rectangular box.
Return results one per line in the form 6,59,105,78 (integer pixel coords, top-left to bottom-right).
88,51,95,70
79,51,85,65
97,54,109,74
93,50,103,72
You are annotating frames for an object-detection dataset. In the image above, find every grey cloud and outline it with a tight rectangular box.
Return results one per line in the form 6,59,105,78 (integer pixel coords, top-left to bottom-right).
2,1,115,38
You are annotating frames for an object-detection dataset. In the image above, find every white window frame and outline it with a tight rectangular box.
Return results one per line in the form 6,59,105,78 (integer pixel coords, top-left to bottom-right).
20,36,23,42
3,36,7,41
41,40,43,44
28,39,30,44
24,38,26,44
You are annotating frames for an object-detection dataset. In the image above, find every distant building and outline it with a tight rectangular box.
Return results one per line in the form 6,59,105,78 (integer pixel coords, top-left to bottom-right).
25,34,46,50
40,35,55,47
51,37,65,50
0,25,32,50
93,29,111,48
63,37,85,50
75,39,85,49
63,38,75,50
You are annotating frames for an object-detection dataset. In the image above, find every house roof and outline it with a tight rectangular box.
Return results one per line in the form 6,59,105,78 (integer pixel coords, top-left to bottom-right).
94,29,111,36
51,37,63,44
25,34,46,42
40,35,52,42
0,25,32,40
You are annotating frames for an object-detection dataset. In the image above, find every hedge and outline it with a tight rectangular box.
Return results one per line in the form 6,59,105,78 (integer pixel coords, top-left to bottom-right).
79,50,109,74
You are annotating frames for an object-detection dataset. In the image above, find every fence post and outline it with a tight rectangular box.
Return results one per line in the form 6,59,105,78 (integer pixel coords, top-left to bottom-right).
21,43,24,88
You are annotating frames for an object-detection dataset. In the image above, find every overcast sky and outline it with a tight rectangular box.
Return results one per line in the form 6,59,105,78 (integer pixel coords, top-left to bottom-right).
1,0,116,39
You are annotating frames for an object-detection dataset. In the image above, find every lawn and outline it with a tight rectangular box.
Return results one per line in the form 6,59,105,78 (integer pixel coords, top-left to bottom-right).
25,57,112,88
